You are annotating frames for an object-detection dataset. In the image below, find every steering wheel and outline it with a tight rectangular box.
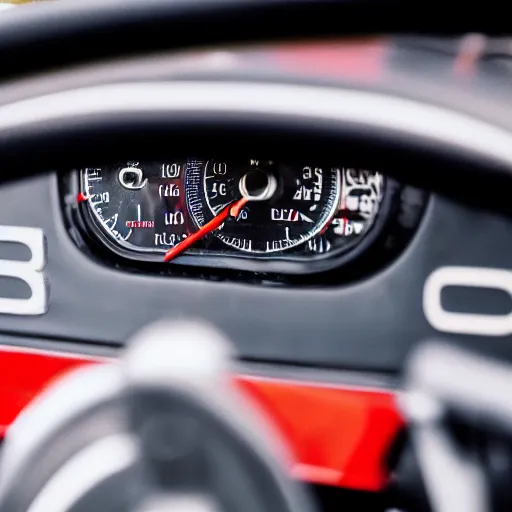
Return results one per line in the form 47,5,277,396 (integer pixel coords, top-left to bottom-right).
0,1,511,511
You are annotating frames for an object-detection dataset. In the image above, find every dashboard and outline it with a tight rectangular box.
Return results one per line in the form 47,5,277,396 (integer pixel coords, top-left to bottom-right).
0,34,511,379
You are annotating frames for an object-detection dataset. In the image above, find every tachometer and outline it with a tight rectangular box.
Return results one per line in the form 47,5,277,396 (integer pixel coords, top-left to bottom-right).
80,162,190,252
186,159,340,253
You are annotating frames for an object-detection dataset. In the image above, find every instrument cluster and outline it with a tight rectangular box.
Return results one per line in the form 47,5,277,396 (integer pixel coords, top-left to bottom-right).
62,157,427,280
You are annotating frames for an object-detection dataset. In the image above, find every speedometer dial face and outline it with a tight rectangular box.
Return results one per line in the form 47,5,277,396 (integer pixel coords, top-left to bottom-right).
186,160,340,253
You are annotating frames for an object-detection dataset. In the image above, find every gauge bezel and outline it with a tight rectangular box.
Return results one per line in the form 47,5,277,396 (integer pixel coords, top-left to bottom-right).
67,167,397,276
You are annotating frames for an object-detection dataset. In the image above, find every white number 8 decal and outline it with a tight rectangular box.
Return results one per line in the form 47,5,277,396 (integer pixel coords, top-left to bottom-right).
423,266,512,336
0,226,49,315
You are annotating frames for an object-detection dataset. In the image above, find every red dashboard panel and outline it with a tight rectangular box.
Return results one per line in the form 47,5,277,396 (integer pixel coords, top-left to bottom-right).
0,345,403,492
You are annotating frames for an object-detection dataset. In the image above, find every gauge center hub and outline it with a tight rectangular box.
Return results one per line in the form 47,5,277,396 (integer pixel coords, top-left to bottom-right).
239,170,277,201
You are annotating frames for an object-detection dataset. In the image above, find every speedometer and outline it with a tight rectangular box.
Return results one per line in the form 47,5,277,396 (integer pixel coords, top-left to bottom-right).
185,159,340,253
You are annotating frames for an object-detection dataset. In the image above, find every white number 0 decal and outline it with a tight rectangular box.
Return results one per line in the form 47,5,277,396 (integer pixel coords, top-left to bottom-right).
423,266,512,336
0,226,49,315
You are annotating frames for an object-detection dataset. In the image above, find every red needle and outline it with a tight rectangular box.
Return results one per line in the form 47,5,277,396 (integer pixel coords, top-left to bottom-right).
164,197,248,262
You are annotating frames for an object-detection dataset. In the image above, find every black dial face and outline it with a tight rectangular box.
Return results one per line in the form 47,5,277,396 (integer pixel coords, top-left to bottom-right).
186,159,340,253
82,162,190,252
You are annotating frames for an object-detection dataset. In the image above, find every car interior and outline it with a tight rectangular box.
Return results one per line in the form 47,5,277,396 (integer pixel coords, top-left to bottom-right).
0,1,511,511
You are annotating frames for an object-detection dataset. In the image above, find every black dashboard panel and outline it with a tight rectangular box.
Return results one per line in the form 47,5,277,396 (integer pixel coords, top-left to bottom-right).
1,172,511,371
